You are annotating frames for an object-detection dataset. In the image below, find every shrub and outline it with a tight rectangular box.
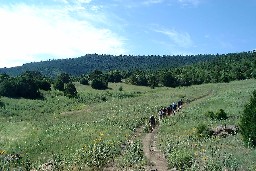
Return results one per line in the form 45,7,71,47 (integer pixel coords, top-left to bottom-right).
91,79,108,90
240,90,256,147
0,100,4,108
205,111,215,119
120,140,145,167
53,79,64,91
64,83,77,98
80,137,121,169
205,109,228,120
196,123,212,137
215,109,228,120
80,78,89,85
118,86,123,91
38,80,51,91
168,148,193,170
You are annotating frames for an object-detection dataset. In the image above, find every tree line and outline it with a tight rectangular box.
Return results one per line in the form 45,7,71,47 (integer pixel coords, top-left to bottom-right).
0,53,217,77
0,51,255,99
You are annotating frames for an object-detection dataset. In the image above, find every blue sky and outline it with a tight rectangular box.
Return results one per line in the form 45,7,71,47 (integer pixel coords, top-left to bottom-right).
0,0,256,68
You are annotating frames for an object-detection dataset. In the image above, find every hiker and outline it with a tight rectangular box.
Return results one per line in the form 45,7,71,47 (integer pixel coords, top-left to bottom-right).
169,105,173,115
178,99,183,109
149,115,156,132
172,102,177,114
158,109,163,121
162,107,167,118
167,106,171,116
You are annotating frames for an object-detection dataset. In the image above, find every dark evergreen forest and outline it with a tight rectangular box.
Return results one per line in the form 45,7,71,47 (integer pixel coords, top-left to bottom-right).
0,51,255,99
0,53,217,77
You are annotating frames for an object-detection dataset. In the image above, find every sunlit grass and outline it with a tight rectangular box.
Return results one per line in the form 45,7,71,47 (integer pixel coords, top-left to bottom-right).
158,79,256,170
0,79,256,170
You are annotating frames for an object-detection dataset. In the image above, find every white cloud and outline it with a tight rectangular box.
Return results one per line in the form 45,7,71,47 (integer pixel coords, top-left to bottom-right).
178,0,201,6
143,0,164,5
0,3,126,68
154,28,193,48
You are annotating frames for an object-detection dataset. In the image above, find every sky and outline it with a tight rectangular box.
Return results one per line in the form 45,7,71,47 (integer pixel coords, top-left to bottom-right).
0,0,256,68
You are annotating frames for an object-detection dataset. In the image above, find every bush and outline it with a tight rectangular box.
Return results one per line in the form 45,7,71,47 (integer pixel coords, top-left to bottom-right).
64,83,77,98
168,148,193,170
0,99,4,108
205,109,228,120
53,79,64,91
240,90,256,147
91,79,108,90
205,111,215,119
118,86,123,91
38,80,51,91
80,78,89,85
215,109,228,120
196,123,212,138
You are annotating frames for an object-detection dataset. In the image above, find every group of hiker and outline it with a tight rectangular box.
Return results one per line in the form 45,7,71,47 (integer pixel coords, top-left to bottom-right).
149,99,183,132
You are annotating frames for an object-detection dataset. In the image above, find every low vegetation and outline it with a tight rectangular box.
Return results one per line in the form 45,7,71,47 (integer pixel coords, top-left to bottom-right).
0,79,255,170
158,79,256,170
0,51,256,170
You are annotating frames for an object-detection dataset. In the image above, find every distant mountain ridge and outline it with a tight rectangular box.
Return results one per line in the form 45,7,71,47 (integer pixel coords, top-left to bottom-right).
0,53,218,77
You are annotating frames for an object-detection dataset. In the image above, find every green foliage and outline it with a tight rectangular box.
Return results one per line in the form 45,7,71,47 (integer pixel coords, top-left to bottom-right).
0,53,218,77
0,73,10,82
168,148,193,170
53,79,64,91
1,78,256,170
160,71,177,87
64,83,77,98
240,90,256,147
89,70,103,81
79,77,89,85
205,109,228,120
148,74,158,89
37,79,51,91
205,111,215,119
91,79,108,90
0,99,4,108
0,75,41,99
0,78,17,97
118,86,123,91
80,135,121,169
215,109,228,120
128,71,148,86
119,140,145,167
15,76,41,99
196,123,212,138
108,70,122,83
88,70,108,90
58,73,71,83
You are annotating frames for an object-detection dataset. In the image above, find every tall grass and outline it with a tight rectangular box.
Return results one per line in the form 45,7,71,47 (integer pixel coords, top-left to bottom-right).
158,79,256,170
1,79,256,170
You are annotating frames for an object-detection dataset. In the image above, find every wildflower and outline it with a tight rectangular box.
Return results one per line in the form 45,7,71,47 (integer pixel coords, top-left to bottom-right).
0,150,6,155
202,156,208,161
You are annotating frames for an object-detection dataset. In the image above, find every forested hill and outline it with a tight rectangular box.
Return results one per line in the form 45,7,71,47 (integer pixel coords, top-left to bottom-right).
0,54,217,77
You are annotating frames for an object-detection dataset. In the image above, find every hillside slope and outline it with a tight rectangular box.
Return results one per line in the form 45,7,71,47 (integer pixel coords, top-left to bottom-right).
0,53,217,77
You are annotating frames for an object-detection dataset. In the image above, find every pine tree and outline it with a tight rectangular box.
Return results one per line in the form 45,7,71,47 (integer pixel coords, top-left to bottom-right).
240,90,256,147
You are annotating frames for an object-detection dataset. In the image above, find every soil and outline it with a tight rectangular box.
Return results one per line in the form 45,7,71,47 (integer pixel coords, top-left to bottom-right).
142,127,173,171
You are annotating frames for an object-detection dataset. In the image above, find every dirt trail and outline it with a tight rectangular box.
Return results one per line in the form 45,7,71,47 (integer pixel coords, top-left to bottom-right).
141,91,213,171
142,127,172,171
104,91,213,171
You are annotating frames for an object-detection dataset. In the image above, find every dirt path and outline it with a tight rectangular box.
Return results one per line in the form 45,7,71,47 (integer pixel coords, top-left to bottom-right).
142,127,172,171
141,91,213,171
104,91,213,171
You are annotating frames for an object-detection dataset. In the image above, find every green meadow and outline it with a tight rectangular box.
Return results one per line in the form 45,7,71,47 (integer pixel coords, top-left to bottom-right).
1,79,256,170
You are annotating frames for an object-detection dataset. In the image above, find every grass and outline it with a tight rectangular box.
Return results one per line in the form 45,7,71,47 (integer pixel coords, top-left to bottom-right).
0,79,256,170
158,79,256,170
